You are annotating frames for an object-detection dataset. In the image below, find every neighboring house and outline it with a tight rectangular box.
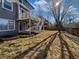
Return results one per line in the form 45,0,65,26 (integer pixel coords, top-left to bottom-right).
32,16,53,31
43,20,53,30
0,0,34,36
64,23,79,36
29,16,45,33
27,16,53,33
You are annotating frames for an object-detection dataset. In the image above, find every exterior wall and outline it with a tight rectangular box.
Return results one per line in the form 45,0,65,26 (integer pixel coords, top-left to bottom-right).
73,28,79,36
64,23,79,36
0,1,18,37
43,20,53,30
0,0,34,37
0,2,18,20
0,31,17,37
17,0,34,33
65,28,79,36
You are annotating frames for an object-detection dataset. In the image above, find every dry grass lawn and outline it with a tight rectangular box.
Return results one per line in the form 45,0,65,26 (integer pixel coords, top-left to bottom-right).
0,30,79,59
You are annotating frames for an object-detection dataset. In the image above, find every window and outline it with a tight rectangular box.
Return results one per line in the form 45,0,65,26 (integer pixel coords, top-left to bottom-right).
19,7,29,19
0,19,8,30
0,18,15,31
2,0,13,11
20,7,26,13
8,20,15,30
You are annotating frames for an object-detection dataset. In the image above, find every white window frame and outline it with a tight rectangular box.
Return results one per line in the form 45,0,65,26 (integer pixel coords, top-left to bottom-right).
0,18,15,32
2,0,13,11
8,20,15,31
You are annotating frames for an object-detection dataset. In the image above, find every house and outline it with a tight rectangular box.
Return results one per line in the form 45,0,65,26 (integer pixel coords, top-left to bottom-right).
32,16,53,31
0,0,34,37
64,23,79,36
43,20,53,30
28,16,45,33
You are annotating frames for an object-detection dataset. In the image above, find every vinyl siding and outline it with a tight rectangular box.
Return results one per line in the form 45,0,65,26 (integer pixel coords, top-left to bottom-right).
0,2,18,20
0,1,18,37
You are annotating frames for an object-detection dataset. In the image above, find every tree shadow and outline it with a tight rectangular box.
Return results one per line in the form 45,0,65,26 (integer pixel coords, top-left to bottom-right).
34,32,57,59
63,33,79,45
58,33,75,59
0,39,4,44
13,32,58,59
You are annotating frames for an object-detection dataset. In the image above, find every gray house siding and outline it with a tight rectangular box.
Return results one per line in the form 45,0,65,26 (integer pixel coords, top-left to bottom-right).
0,3,18,20
0,2,18,37
0,0,34,37
0,31,17,37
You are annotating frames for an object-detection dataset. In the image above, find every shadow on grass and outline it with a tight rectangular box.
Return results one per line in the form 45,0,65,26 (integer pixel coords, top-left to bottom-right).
0,39,4,43
34,32,57,59
13,32,58,59
58,33,75,59
64,33,79,45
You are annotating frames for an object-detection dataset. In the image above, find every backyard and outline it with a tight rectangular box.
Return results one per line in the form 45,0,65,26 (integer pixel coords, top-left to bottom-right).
0,30,79,59
0,0,79,59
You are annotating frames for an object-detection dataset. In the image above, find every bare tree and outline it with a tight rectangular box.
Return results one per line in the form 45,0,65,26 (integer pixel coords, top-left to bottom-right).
49,0,77,33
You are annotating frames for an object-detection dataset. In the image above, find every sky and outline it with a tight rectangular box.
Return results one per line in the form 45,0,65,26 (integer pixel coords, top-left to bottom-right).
28,0,55,24
28,0,79,24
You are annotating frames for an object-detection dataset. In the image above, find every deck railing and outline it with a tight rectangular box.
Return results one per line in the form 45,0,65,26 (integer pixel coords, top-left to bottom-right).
18,13,30,20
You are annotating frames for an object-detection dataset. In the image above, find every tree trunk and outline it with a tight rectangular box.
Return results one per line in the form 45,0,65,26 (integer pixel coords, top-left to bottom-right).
56,21,63,34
